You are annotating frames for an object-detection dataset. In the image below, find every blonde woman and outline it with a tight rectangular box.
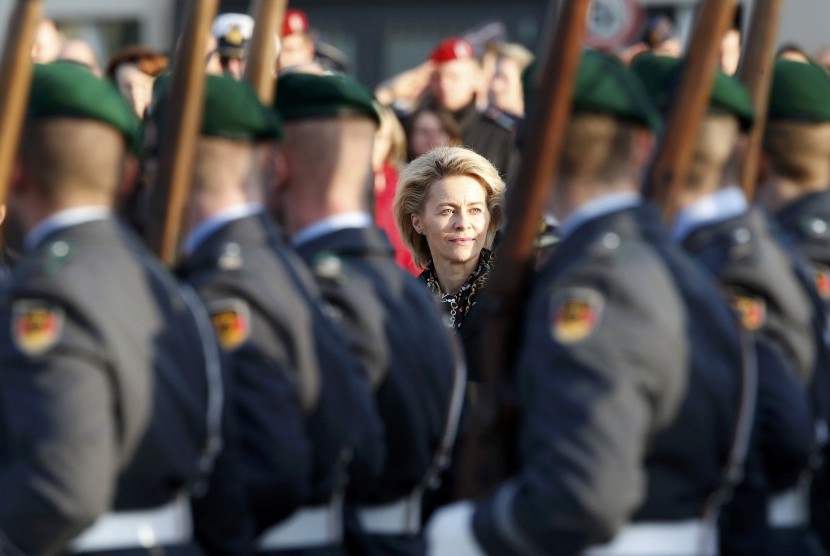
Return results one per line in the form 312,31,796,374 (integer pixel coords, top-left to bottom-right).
395,146,505,378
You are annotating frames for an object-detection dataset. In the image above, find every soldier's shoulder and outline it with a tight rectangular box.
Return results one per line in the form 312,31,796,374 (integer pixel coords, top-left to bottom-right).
566,229,661,273
7,238,85,290
551,231,679,312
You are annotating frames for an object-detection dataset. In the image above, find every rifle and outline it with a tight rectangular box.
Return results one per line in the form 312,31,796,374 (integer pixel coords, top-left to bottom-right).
737,0,783,198
455,0,590,499
146,0,219,266
646,0,738,220
244,0,287,105
0,0,43,209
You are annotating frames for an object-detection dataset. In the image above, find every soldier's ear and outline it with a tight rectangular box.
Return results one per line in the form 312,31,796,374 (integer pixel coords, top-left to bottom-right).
633,129,656,170
9,157,24,194
268,146,290,191
119,154,140,201
756,152,771,185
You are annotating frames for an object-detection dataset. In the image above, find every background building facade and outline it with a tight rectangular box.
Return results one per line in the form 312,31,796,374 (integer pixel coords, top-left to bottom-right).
0,0,829,87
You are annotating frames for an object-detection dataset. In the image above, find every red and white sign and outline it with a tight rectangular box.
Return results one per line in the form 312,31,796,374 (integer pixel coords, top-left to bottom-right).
585,0,644,51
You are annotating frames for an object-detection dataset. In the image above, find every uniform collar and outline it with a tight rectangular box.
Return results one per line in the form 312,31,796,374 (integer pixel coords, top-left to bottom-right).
25,206,112,252
672,185,747,243
557,191,642,240
183,203,263,258
292,211,373,248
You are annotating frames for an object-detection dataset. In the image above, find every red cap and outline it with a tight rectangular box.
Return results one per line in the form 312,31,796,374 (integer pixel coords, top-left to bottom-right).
282,9,309,37
429,37,475,64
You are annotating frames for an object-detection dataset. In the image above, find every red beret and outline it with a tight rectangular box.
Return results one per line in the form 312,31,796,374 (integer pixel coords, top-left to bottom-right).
282,9,309,37
429,37,475,64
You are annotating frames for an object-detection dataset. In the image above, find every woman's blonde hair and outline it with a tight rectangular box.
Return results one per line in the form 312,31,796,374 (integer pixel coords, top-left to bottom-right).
376,103,408,169
394,146,506,268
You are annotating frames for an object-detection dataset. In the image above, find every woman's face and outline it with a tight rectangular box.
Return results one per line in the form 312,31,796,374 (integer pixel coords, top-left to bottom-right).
410,111,452,159
412,175,491,267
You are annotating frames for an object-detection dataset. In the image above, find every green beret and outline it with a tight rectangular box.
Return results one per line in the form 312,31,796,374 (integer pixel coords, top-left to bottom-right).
29,61,139,148
275,73,380,126
630,53,755,131
574,50,662,130
153,74,283,142
768,60,830,122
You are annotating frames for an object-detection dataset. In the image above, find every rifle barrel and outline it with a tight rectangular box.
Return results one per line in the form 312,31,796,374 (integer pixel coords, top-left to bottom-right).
455,0,591,499
0,0,43,207
245,0,287,105
647,0,738,221
738,0,783,198
147,0,219,266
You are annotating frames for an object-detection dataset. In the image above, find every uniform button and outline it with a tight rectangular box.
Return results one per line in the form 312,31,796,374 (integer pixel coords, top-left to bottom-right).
733,228,751,244
811,219,828,236
602,233,621,250
51,241,70,257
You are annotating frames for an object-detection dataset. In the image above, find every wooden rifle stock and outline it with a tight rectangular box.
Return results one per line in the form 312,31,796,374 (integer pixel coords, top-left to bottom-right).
646,0,738,221
455,0,590,499
244,0,287,104
0,0,42,208
147,0,219,266
738,0,783,199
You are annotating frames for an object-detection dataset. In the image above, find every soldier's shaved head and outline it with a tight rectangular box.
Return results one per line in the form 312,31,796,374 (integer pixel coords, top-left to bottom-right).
20,118,126,205
193,137,262,196
683,114,740,201
764,121,830,187
560,114,639,185
275,117,375,233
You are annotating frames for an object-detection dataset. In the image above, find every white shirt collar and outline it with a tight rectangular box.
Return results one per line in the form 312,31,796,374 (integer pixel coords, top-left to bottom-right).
557,192,641,240
292,212,373,247
672,186,747,243
183,203,263,258
25,206,112,252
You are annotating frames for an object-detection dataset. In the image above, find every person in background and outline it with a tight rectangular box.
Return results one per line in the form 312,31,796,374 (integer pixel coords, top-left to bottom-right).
373,104,419,275
211,12,254,80
31,18,62,64
720,27,742,76
427,37,520,183
814,46,830,72
404,105,462,162
619,15,682,65
395,146,505,379
374,61,435,116
278,8,325,75
777,43,813,63
205,33,224,76
482,42,534,137
106,46,168,119
58,39,101,76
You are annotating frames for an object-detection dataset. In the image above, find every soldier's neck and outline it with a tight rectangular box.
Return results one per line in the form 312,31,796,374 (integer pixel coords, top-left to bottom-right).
285,193,367,237
550,180,637,223
758,175,830,213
